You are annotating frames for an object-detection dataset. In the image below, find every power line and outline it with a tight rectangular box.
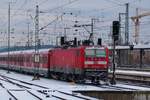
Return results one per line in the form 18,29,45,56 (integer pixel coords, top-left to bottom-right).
39,0,50,6
7,0,79,32
39,13,64,31
105,0,123,6
11,0,28,17
45,0,80,13
104,0,150,11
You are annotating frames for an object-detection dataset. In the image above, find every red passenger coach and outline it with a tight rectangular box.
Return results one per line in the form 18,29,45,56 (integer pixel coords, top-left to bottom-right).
0,49,50,76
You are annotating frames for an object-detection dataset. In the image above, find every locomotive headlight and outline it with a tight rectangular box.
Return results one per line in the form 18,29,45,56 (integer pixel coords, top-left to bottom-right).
97,61,107,64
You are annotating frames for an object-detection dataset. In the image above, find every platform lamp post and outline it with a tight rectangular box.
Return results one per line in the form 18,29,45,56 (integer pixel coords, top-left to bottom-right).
110,21,120,85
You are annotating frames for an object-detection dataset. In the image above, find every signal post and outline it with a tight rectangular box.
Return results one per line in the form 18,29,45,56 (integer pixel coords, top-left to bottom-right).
110,21,120,85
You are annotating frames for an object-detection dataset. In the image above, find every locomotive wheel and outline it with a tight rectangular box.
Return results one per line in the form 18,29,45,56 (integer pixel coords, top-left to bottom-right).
74,75,85,83
50,73,57,79
91,77,95,83
68,74,75,82
61,73,68,81
95,77,100,85
91,77,100,85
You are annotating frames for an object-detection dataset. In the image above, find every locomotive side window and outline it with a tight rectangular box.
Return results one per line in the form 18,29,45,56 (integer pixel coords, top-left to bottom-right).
96,49,106,57
85,49,95,57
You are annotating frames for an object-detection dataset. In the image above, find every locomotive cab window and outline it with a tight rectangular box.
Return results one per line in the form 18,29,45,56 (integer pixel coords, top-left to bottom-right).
85,48,106,57
96,49,106,57
85,49,95,57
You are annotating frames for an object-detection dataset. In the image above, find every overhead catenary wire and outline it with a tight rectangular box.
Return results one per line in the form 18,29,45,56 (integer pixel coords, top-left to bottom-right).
44,0,80,13
39,13,67,31
3,0,144,29
39,0,50,6
11,0,28,17
105,0,124,6
104,0,150,11
0,0,150,46
9,0,80,32
38,0,80,31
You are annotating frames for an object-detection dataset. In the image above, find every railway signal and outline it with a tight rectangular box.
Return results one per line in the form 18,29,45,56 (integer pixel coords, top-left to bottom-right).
111,21,120,85
112,21,120,41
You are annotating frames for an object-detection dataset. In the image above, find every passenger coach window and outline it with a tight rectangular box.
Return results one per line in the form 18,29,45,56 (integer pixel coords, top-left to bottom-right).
96,49,106,57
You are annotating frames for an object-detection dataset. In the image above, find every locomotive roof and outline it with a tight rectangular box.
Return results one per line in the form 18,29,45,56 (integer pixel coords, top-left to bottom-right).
85,46,105,50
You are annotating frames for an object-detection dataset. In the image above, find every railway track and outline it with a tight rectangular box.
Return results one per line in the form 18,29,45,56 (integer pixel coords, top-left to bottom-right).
1,71,141,92
1,71,148,91
0,76,47,100
1,69,150,100
0,73,98,100
0,82,43,100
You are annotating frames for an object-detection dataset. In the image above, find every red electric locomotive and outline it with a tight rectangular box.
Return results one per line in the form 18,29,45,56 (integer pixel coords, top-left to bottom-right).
0,45,109,83
49,46,109,83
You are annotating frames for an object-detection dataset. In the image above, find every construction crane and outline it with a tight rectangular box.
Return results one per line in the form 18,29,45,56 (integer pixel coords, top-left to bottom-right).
131,8,150,44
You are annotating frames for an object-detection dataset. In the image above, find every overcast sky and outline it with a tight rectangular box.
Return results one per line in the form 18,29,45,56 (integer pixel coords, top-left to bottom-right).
0,0,150,46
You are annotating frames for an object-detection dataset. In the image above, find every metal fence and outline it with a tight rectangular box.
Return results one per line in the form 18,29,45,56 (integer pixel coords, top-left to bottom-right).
116,49,150,69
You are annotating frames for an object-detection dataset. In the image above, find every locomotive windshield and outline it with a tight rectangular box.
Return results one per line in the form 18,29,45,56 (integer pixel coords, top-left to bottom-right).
85,48,106,57
96,49,106,57
85,49,95,57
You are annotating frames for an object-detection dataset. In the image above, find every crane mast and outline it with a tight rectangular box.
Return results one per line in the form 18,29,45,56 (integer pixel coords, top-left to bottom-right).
131,8,150,44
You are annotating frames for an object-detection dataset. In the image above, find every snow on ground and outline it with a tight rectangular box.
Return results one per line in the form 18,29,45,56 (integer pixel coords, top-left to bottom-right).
0,70,108,92
0,88,14,100
1,69,150,91
0,69,150,99
1,80,21,90
10,90,39,100
0,69,101,99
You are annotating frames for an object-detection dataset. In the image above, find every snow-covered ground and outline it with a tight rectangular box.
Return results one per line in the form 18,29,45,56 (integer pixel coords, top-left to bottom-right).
0,69,150,100
0,69,104,100
0,70,105,91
